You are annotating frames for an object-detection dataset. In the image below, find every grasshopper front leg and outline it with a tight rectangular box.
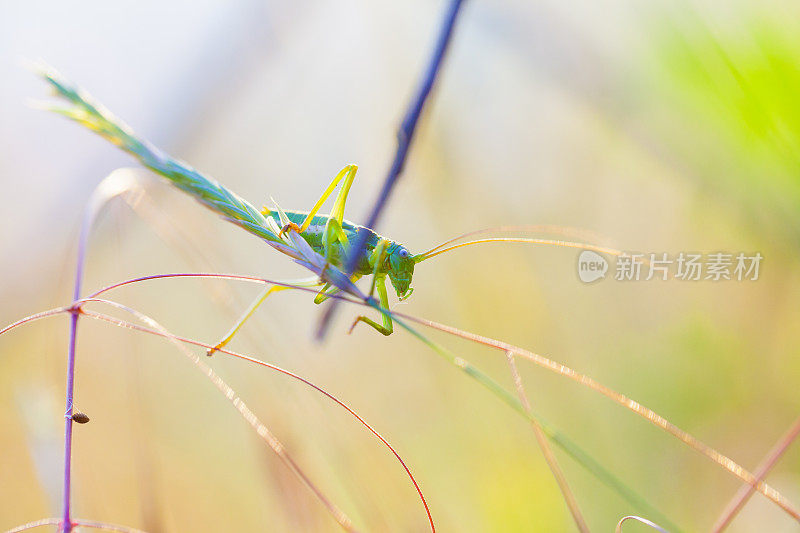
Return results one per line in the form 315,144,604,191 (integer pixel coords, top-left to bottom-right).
349,275,394,336
349,239,394,336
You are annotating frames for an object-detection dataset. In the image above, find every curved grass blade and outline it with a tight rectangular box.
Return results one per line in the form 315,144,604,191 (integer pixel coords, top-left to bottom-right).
3,517,148,533
0,299,434,532
77,271,800,526
381,308,684,532
79,299,435,532
616,515,669,533
388,309,800,521
86,272,692,528
64,272,679,529
712,414,800,532
75,300,359,532
506,350,589,532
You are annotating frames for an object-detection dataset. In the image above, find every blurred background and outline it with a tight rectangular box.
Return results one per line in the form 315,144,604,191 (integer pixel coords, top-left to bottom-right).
2,0,800,531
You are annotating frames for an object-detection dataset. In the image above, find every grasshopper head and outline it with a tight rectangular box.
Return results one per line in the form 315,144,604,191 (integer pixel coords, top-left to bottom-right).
387,245,415,300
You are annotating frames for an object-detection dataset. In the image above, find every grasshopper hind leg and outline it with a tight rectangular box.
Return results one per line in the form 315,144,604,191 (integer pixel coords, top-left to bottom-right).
207,276,321,356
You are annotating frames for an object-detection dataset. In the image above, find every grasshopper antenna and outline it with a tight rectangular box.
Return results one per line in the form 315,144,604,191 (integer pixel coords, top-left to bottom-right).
413,225,628,263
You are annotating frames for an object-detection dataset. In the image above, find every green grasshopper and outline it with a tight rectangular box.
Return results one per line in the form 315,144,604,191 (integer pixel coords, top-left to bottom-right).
40,68,614,355
40,68,427,353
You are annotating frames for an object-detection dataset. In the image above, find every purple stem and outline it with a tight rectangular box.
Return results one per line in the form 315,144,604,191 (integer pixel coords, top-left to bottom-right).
316,0,467,338
61,206,93,533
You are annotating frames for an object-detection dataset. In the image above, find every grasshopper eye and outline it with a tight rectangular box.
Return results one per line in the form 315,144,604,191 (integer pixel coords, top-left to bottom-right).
399,249,409,259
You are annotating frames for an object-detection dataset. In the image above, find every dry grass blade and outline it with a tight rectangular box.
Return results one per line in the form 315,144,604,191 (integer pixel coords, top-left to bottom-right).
505,351,589,532
3,518,61,533
390,311,800,521
0,307,71,336
0,297,434,532
74,299,433,531
1,275,676,529
75,300,358,532
72,520,148,532
3,518,147,533
712,415,800,532
385,317,681,529
79,272,678,527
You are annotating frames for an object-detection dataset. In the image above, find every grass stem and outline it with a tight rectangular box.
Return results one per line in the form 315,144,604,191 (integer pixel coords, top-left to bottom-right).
505,351,589,532
317,0,468,338
712,414,800,532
